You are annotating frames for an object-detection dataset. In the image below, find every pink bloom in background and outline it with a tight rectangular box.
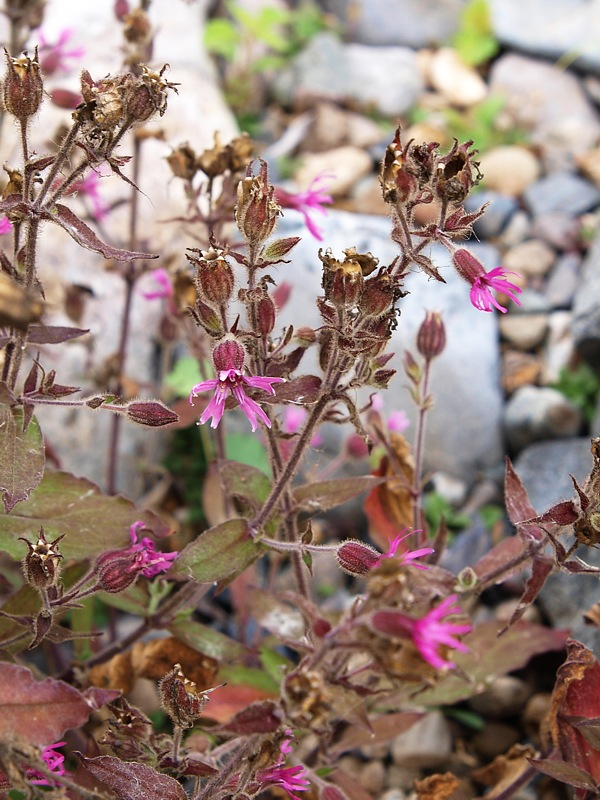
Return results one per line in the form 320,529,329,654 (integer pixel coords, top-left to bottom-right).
275,175,334,241
128,521,178,578
27,742,66,786
37,28,85,75
411,595,472,669
282,406,323,447
141,268,178,315
0,215,12,235
375,529,434,570
256,731,310,800
74,171,110,222
387,409,410,433
190,340,284,432
452,248,522,314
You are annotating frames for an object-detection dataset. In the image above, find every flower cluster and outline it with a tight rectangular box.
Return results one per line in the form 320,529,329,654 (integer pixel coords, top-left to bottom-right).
26,742,66,786
275,175,334,241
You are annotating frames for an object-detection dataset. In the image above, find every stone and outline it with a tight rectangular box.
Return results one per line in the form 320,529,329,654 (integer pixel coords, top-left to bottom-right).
274,211,505,484
465,191,518,239
523,172,600,218
489,54,600,168
322,0,469,48
489,0,600,74
503,239,556,279
469,676,529,716
530,213,581,251
499,314,549,350
471,722,521,760
478,146,541,197
572,233,600,368
577,146,600,189
498,210,532,248
294,146,373,197
11,0,238,497
301,103,384,153
390,711,452,767
427,48,488,107
544,254,581,310
273,32,422,118
502,351,543,395
542,312,577,384
504,386,583,452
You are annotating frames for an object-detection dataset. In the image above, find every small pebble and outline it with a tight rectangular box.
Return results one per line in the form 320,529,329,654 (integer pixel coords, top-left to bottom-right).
468,676,530,717
503,239,556,279
499,314,549,350
479,146,541,197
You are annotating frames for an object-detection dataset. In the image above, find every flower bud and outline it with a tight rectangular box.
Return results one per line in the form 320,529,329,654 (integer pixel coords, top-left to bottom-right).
236,160,281,251
416,311,446,361
336,539,380,576
3,48,43,121
190,298,224,337
94,549,140,593
159,663,209,728
361,272,399,318
20,528,64,590
257,293,276,336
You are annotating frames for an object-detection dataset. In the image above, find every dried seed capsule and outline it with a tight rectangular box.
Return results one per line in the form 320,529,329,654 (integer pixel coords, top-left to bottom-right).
159,663,210,728
3,48,43,121
20,528,64,590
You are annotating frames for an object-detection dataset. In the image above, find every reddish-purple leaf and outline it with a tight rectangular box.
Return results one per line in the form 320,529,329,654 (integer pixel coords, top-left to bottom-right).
0,406,45,513
27,325,89,344
527,500,579,526
504,458,543,540
216,700,282,734
329,711,423,757
45,204,158,262
82,686,121,710
503,554,554,630
168,518,263,584
261,236,301,263
271,375,322,403
0,663,108,745
530,757,598,792
79,755,187,800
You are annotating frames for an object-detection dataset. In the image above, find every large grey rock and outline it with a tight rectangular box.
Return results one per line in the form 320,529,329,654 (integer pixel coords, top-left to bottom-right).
514,439,600,653
489,54,600,169
503,386,583,452
3,0,238,496
274,209,504,484
273,32,422,117
572,234,600,368
323,0,469,48
490,0,600,74
523,172,600,218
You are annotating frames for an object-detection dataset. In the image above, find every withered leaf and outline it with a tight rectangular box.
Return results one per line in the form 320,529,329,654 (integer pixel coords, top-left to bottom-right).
79,755,187,800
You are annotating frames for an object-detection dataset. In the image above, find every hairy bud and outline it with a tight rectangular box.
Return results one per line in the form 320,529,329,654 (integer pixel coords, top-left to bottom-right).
167,143,198,181
416,311,446,361
188,246,234,306
3,48,43,121
94,549,140,593
336,539,380,576
319,247,367,310
124,65,175,123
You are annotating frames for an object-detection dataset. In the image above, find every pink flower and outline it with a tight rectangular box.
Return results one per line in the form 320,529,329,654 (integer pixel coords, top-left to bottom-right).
372,595,471,670
452,248,522,313
142,268,173,301
36,28,85,75
375,529,434,569
0,215,12,235
411,595,472,669
26,742,66,786
256,731,310,800
387,409,410,433
275,175,334,241
190,340,284,432
128,521,178,578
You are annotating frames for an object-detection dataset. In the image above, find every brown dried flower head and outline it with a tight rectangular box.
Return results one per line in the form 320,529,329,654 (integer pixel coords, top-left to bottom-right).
20,527,65,590
3,48,43,121
236,159,281,252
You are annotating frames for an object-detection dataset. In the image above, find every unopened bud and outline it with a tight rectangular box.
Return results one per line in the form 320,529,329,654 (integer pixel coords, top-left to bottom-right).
257,294,276,336
336,539,380,576
95,549,140,593
190,298,224,337
3,48,43,121
416,311,446,361
20,528,64,590
159,664,210,728
213,338,245,372
294,326,316,347
372,368,396,389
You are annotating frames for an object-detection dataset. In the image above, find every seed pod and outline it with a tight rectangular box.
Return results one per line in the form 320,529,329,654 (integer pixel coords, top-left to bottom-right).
188,246,234,306
235,160,281,251
3,48,43,121
159,664,210,728
20,528,64,590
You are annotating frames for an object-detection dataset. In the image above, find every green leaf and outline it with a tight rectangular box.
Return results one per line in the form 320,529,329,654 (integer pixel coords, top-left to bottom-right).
203,18,240,60
452,0,500,66
0,469,169,560
169,614,249,662
293,475,383,513
0,407,45,513
259,646,292,685
218,663,279,694
225,432,270,474
219,459,271,511
164,356,204,398
168,518,264,583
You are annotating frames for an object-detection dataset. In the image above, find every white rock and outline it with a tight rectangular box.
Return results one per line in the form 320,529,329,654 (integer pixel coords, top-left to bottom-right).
428,47,488,107
503,239,556,278
295,147,373,196
479,146,541,196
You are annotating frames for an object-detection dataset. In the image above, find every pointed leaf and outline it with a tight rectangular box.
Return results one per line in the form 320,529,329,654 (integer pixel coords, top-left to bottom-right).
294,476,383,512
0,663,109,745
79,755,187,800
0,406,45,513
504,457,543,539
45,204,157,261
503,554,554,630
219,459,271,512
27,325,89,344
0,469,169,560
168,518,264,583
216,699,282,734
530,757,598,792
168,616,248,661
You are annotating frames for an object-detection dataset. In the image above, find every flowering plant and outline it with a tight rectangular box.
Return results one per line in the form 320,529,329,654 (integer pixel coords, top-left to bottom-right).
0,4,597,800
